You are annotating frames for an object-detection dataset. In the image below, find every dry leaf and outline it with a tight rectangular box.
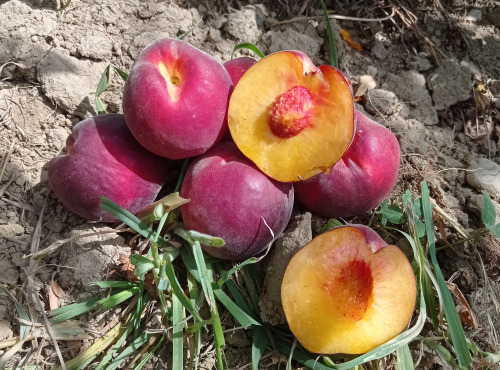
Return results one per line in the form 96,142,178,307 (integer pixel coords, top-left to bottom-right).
354,75,377,98
340,29,362,51
48,280,66,310
446,280,478,328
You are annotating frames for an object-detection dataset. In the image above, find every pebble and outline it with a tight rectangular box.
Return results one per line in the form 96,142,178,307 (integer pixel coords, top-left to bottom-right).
466,158,500,198
465,9,482,22
427,60,472,111
364,89,399,116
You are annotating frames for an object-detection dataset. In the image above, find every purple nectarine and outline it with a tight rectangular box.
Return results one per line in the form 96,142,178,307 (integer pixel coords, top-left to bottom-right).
281,224,416,354
48,114,169,222
123,38,233,159
180,142,294,260
223,57,257,86
295,110,400,218
228,50,354,182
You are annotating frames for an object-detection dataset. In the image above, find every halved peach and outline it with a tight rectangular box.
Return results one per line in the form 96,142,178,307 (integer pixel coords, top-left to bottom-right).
228,51,354,182
281,225,416,354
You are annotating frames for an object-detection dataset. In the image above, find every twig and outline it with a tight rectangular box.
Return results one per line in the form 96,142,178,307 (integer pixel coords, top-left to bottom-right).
0,139,16,184
269,8,395,27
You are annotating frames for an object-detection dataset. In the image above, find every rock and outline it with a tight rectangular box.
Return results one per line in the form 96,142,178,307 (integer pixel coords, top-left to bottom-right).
0,258,19,285
407,55,433,72
259,213,312,326
262,27,323,61
226,7,265,44
372,40,389,59
58,224,129,292
428,61,472,111
465,9,482,22
0,223,25,236
467,158,500,198
388,116,428,156
364,89,399,116
486,7,500,28
467,194,500,225
489,80,500,95
0,0,58,77
382,70,439,125
37,51,107,118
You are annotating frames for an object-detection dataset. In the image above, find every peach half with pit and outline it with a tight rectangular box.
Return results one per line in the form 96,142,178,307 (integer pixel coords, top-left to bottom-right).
281,224,416,354
180,142,294,260
295,110,400,218
123,38,233,159
228,50,355,182
47,114,169,222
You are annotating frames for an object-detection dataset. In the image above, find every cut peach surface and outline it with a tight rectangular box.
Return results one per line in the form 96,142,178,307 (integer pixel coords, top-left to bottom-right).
228,51,355,182
281,225,416,354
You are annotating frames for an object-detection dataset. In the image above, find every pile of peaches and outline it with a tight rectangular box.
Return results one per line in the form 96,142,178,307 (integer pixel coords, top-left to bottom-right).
47,38,416,355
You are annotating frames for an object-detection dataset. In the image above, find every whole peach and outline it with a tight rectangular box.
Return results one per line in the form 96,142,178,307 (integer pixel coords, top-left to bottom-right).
48,114,169,222
295,110,400,218
180,142,294,260
123,38,233,159
223,57,257,86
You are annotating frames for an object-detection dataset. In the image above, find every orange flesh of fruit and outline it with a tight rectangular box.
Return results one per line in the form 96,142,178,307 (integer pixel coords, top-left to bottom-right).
281,226,416,354
228,51,354,182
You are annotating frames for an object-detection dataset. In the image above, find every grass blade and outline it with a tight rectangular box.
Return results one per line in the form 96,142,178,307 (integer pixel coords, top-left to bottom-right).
482,191,497,228
93,281,137,289
396,344,414,369
104,332,153,370
213,288,260,329
421,181,472,368
95,64,128,114
164,258,203,321
252,326,269,370
0,284,31,340
49,296,101,325
99,288,139,311
231,42,265,59
99,196,168,247
172,294,184,370
134,336,165,370
425,340,459,368
320,0,338,68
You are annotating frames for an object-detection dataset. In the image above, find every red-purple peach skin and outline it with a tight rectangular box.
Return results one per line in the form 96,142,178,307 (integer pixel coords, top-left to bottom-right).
48,114,169,222
180,142,294,260
123,38,233,159
223,57,257,86
295,110,400,218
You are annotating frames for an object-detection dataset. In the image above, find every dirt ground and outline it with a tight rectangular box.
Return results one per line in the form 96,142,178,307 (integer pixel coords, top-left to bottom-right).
0,0,500,368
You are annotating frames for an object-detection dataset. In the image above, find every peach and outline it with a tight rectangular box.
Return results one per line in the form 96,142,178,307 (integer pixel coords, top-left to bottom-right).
180,142,294,260
47,114,169,222
122,38,233,159
228,50,354,182
281,224,416,354
223,57,257,86
295,110,400,218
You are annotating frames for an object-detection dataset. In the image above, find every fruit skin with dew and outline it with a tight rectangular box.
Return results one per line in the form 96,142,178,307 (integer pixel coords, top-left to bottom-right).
228,50,355,182
122,37,233,159
223,57,257,86
295,110,400,218
47,114,169,222
180,142,294,260
281,224,416,354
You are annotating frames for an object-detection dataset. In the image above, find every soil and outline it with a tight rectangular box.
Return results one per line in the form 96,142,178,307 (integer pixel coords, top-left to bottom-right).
0,0,499,368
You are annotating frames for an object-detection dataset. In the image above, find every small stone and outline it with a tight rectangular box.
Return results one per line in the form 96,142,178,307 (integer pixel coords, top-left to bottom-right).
467,158,500,198
372,40,389,59
428,61,472,111
465,9,482,22
0,258,19,285
486,7,500,28
208,27,222,43
226,8,264,44
364,89,399,116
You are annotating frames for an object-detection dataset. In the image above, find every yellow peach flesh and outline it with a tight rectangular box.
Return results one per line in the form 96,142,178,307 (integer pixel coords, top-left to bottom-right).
281,227,416,354
228,51,354,182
